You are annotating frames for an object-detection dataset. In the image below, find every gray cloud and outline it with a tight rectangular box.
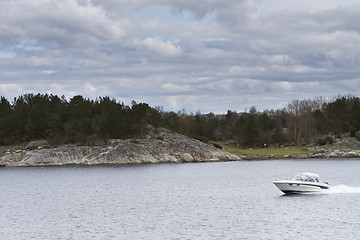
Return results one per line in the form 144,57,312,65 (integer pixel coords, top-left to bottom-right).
1,0,360,113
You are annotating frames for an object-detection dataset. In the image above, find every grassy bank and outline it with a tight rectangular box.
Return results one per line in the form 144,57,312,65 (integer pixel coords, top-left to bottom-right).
220,144,308,159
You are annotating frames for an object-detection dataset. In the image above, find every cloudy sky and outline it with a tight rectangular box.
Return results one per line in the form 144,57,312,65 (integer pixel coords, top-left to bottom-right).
1,0,360,113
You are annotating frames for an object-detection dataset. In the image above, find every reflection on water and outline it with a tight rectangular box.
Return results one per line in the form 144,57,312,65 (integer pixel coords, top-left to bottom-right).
1,159,360,239
279,192,327,198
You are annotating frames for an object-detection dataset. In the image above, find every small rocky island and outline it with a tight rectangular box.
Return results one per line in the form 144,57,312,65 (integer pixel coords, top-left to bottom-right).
0,127,240,167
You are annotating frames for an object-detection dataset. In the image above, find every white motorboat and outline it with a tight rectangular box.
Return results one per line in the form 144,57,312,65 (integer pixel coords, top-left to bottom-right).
273,172,329,194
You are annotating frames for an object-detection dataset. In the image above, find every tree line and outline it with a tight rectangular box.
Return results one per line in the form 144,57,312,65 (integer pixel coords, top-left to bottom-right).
1,93,360,147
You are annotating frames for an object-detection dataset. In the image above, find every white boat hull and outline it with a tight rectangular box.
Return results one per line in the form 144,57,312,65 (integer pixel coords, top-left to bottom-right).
273,180,329,194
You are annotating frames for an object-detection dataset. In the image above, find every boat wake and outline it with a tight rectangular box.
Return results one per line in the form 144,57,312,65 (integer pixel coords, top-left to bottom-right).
326,185,360,194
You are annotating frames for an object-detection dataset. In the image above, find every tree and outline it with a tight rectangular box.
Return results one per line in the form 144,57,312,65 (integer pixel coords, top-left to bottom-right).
130,102,152,137
323,96,357,134
286,99,319,144
350,100,360,131
271,126,286,145
161,111,180,133
235,113,259,147
0,97,13,144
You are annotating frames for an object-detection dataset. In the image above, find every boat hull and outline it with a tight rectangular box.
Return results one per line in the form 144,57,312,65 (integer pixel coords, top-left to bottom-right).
273,180,329,194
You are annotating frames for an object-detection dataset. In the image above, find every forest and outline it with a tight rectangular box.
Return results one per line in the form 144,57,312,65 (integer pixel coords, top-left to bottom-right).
1,93,360,147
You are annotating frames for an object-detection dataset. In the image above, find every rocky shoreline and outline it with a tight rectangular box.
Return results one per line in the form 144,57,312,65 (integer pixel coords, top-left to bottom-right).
240,148,360,160
240,135,360,160
1,129,360,167
0,128,240,167
303,136,360,159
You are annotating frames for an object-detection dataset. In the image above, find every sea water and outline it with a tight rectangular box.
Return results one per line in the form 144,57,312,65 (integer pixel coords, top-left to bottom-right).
1,159,360,239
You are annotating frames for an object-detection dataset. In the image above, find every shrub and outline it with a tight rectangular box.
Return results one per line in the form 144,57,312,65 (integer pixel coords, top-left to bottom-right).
317,138,326,146
130,139,140,144
317,136,333,146
213,143,222,149
350,127,356,137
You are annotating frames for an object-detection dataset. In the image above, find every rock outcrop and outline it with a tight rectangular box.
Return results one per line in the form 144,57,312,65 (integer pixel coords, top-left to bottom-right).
307,136,360,158
0,128,240,167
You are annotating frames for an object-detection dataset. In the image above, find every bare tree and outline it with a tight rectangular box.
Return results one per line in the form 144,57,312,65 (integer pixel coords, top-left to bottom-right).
286,98,324,144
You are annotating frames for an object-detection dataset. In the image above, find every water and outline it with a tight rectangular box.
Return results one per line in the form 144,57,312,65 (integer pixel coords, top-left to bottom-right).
1,159,360,239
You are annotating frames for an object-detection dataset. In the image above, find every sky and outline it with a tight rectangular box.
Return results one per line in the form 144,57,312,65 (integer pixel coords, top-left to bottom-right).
1,0,360,113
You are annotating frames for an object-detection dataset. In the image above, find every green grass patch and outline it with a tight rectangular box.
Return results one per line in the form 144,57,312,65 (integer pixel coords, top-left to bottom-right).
219,143,308,158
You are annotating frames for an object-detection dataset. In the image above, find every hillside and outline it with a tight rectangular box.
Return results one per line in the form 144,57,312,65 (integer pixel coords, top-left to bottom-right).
0,127,239,167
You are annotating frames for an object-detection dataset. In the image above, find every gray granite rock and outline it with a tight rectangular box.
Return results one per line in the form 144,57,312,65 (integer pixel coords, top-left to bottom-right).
0,128,240,167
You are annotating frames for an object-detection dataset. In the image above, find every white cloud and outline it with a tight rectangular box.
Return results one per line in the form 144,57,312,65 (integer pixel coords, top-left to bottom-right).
273,81,293,91
0,83,24,98
41,70,55,75
0,0,360,112
163,82,191,92
85,83,97,93
0,0,125,49
135,37,182,57
266,55,292,65
257,0,360,13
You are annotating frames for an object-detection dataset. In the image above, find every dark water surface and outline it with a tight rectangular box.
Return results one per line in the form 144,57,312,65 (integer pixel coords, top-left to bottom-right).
1,159,360,239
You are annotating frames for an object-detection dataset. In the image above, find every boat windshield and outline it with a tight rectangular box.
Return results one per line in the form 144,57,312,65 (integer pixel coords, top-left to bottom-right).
291,172,320,182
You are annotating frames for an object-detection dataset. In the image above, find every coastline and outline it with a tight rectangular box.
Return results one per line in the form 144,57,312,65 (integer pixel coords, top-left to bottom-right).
0,128,240,167
229,147,360,160
2,129,360,167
